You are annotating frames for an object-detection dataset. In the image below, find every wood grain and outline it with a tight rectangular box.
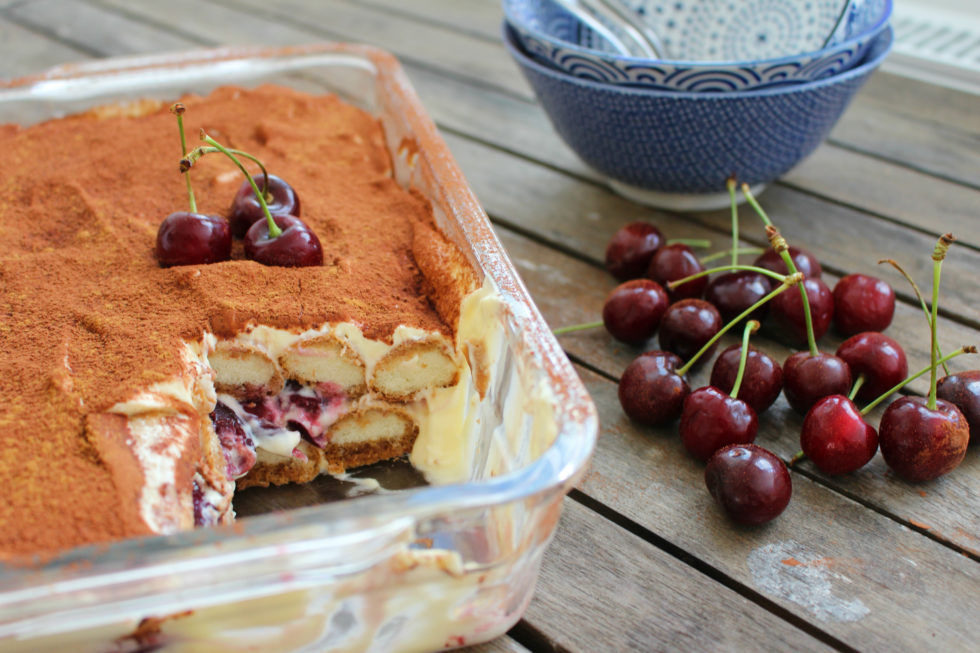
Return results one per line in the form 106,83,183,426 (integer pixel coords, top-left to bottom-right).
524,499,835,652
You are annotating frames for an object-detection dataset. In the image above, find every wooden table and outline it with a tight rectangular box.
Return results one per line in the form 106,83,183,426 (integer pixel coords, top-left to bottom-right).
2,1,977,651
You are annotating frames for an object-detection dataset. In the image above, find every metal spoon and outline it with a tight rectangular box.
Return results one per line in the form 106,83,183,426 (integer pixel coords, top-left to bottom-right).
552,0,665,59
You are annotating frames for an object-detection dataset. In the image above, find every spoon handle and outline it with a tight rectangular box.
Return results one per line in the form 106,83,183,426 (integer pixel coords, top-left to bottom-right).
595,0,667,58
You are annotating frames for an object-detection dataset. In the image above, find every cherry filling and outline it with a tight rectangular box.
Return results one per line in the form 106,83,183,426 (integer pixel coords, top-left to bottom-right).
210,402,258,478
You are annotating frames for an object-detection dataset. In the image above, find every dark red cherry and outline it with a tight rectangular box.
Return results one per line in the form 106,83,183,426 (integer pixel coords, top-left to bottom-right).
680,386,758,461
658,299,722,363
601,279,670,345
647,243,706,301
782,351,852,415
833,273,895,335
155,211,231,267
710,344,783,414
618,351,689,426
800,395,878,475
878,396,969,482
605,221,665,281
768,277,834,347
244,215,323,267
936,370,980,445
229,174,301,239
835,332,907,401
753,246,822,283
705,444,792,526
704,270,770,323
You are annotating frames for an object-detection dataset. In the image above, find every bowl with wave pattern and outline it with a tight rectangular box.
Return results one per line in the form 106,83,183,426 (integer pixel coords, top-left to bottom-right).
503,0,891,92
504,21,893,210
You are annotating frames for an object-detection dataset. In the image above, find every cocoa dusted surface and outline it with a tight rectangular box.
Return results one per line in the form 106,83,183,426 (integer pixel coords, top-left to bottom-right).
0,85,462,557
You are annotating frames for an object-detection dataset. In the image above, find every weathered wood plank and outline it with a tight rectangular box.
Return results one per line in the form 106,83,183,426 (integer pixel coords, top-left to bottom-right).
782,145,980,252
211,0,530,96
524,499,835,652
5,0,195,55
569,364,980,651
0,16,90,78
92,0,324,48
354,0,504,42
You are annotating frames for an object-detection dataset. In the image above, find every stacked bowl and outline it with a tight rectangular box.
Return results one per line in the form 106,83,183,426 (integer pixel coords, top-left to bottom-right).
503,0,894,210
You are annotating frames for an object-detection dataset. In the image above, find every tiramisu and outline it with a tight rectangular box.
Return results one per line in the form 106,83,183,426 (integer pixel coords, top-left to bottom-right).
0,84,495,558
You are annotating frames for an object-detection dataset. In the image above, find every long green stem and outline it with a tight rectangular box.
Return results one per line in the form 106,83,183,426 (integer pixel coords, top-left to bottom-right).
743,184,818,356
878,258,949,375
198,133,281,238
927,235,955,409
666,238,712,249
860,345,974,415
727,177,739,268
699,247,765,265
667,264,787,291
676,272,802,377
181,146,271,198
729,320,760,400
170,104,197,213
552,320,603,335
848,375,865,401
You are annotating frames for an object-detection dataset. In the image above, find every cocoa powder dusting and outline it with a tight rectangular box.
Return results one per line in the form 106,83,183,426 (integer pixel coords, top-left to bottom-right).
0,85,464,556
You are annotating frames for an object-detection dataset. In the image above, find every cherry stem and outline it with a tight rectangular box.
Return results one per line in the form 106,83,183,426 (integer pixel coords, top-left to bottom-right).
170,103,197,213
742,183,818,356
878,257,949,375
727,176,739,267
181,146,271,198
848,374,865,401
699,247,765,265
859,345,975,415
675,272,802,377
928,234,954,410
666,238,712,249
729,320,760,400
198,132,281,238
667,264,788,290
789,450,805,467
552,320,603,335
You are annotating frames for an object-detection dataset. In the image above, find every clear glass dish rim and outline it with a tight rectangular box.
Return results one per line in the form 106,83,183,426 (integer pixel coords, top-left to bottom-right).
0,42,598,602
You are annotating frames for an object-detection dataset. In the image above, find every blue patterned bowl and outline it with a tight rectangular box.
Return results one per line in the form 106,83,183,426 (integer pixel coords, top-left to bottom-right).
503,0,891,92
504,22,893,210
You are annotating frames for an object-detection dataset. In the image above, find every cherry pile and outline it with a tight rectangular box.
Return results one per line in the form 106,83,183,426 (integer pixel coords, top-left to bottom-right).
565,181,978,527
155,103,322,268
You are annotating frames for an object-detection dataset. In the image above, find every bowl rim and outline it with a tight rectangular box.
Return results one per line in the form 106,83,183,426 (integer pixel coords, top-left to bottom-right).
504,21,894,100
502,0,892,70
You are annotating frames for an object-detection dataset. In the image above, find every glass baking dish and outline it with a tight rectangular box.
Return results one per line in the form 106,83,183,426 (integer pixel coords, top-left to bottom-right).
0,43,597,652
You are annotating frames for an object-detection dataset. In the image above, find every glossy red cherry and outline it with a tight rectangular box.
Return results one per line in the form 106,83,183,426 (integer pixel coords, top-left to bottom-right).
782,351,852,415
605,221,665,281
244,215,323,267
936,370,980,445
229,173,301,239
155,211,231,267
647,243,706,301
768,277,834,347
832,273,895,335
835,332,907,401
601,279,670,345
680,386,758,461
705,444,792,526
878,397,969,482
618,351,689,426
753,246,822,283
800,395,878,475
704,270,770,323
710,344,783,414
658,299,722,363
